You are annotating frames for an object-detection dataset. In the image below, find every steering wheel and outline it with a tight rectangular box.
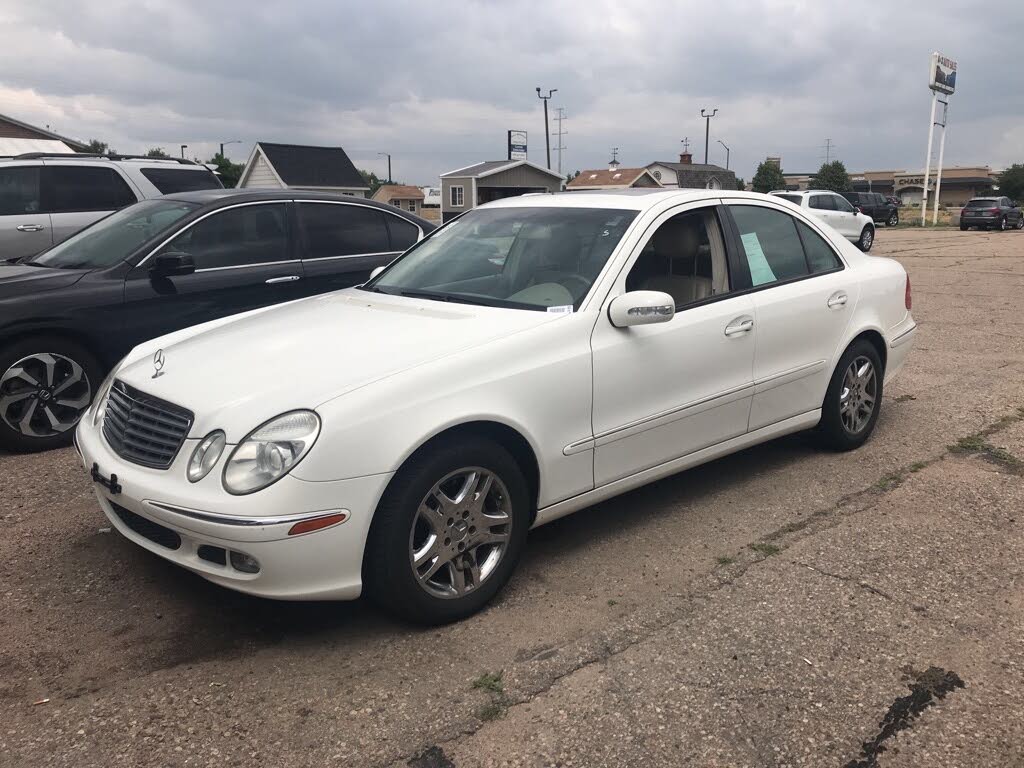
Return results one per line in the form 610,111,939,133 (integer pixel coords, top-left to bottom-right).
557,274,593,298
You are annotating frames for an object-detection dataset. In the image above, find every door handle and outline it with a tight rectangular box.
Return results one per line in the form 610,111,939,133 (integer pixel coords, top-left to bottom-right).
265,275,301,284
16,224,45,232
827,291,848,308
724,316,754,337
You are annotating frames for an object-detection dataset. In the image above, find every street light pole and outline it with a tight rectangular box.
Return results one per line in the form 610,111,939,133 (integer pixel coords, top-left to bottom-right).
378,152,392,183
700,108,718,165
717,139,730,170
219,139,242,158
180,144,188,159
536,87,557,169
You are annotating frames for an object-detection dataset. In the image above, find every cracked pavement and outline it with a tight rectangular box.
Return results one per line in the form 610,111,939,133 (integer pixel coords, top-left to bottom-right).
1,228,1022,767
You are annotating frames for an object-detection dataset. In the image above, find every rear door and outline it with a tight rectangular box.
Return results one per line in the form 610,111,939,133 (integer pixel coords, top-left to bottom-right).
808,193,838,231
724,201,857,430
294,201,418,295
121,201,306,348
0,165,51,260
42,164,140,245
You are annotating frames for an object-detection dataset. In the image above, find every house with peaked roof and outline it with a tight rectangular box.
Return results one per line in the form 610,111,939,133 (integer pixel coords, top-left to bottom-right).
439,160,564,222
646,152,738,191
372,184,425,215
0,112,89,155
238,141,370,196
566,166,661,191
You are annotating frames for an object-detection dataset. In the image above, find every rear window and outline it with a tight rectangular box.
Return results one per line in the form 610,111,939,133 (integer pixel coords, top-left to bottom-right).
774,194,803,205
964,199,997,208
141,168,223,194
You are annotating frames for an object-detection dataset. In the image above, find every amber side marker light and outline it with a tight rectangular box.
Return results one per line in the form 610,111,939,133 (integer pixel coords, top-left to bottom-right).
288,512,349,536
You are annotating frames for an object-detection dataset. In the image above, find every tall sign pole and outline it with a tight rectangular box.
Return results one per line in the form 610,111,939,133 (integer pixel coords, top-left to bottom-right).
921,51,957,226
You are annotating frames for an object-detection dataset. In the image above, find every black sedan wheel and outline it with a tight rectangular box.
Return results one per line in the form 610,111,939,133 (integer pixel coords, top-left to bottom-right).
887,211,899,226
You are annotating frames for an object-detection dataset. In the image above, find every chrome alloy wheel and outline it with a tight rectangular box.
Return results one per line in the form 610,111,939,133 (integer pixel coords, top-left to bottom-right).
839,356,877,435
861,227,874,250
409,467,513,599
0,353,92,437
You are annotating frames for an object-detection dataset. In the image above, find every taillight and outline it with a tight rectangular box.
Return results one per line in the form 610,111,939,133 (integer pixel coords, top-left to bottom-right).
905,275,912,311
990,208,1000,214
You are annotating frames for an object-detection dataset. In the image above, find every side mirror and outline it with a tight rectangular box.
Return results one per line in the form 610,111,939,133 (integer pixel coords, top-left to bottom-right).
608,291,675,328
369,265,386,280
150,251,195,277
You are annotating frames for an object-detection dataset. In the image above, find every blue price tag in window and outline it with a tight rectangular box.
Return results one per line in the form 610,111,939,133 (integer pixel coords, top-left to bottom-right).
740,232,777,286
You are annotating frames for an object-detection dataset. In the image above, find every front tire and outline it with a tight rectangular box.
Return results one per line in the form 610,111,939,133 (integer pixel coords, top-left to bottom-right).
887,211,899,227
0,336,101,453
1000,216,1008,231
364,435,531,624
817,339,884,451
857,225,874,252
1017,215,1024,230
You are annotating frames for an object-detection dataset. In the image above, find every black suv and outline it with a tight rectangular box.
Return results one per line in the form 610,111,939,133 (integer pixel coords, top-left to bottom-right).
959,197,1023,231
842,192,899,227
0,189,434,452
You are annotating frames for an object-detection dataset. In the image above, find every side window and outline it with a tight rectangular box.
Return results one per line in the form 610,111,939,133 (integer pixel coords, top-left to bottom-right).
729,205,809,286
45,166,137,213
161,203,288,269
833,195,856,213
385,214,420,251
795,220,843,273
450,185,465,207
625,209,729,308
0,167,41,215
297,203,390,259
809,194,834,211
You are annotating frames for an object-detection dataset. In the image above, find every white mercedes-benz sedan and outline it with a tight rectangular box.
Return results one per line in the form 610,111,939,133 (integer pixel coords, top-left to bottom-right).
76,190,916,623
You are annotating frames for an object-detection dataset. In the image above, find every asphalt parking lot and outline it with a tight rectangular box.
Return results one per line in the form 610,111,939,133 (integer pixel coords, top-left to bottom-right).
2,227,1023,768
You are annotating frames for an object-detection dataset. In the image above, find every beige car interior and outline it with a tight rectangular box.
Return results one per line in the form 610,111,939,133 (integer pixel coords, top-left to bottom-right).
626,211,729,307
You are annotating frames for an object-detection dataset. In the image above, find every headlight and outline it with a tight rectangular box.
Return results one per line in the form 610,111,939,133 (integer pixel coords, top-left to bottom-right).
222,411,320,495
91,360,124,426
187,431,226,483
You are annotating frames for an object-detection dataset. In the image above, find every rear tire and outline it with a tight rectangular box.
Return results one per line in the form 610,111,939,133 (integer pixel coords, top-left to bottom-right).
0,336,101,453
999,216,1008,231
959,224,968,231
817,339,884,452
857,225,874,252
887,212,899,227
364,435,531,624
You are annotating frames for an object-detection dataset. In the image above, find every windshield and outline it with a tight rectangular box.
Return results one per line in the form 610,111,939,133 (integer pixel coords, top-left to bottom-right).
28,199,199,269
366,206,638,311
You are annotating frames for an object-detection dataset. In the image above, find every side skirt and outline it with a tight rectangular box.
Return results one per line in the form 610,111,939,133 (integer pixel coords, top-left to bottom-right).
532,409,822,529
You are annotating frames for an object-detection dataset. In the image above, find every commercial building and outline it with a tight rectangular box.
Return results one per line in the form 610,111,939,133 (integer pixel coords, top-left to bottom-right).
439,160,563,223
238,142,370,196
782,166,997,206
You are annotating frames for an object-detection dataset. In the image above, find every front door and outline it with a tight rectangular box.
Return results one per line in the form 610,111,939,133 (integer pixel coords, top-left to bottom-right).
591,204,756,486
830,194,862,238
121,201,306,348
724,201,857,430
0,166,52,260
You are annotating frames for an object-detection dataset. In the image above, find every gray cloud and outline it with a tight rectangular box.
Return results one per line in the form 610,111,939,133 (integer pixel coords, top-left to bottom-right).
0,0,1019,184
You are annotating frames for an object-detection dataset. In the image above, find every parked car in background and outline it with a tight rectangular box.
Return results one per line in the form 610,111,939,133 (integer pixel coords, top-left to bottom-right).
885,196,903,208
769,190,876,251
842,192,899,227
0,189,433,451
75,189,914,623
959,197,1023,231
0,153,223,262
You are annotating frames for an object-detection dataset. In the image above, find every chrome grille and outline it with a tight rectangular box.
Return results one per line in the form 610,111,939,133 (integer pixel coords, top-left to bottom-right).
102,381,193,469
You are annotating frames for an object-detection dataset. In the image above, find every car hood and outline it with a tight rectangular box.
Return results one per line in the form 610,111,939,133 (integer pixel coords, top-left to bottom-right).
0,264,86,297
114,289,562,439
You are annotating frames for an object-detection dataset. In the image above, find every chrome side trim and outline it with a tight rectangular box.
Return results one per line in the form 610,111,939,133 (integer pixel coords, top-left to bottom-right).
145,500,349,527
300,251,401,263
193,259,295,274
889,323,917,348
753,359,827,394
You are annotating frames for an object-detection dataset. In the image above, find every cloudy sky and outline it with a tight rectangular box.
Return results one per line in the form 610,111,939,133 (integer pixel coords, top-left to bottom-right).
1,0,1020,185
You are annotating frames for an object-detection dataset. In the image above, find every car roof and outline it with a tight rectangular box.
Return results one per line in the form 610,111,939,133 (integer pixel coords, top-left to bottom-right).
483,188,782,212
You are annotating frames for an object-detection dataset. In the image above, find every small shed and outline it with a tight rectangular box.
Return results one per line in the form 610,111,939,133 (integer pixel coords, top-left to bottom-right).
646,152,738,191
566,167,661,191
440,160,564,223
238,142,370,196
372,184,425,215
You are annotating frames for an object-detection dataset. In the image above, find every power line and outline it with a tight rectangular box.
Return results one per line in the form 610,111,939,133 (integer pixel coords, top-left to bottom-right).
821,138,835,164
552,107,567,175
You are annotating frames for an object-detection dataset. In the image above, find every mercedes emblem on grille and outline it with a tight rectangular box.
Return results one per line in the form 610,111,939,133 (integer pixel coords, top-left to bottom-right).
152,348,166,379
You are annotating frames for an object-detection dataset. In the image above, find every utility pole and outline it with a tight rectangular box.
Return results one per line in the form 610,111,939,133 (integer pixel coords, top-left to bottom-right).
219,139,242,158
536,87,557,169
823,138,834,164
717,139,730,170
700,108,718,164
552,107,567,175
377,152,392,183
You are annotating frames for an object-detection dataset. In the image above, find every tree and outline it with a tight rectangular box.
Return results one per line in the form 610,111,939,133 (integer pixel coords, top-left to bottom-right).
207,153,245,188
566,170,581,183
997,164,1024,203
811,160,852,193
85,139,114,155
735,177,745,191
359,169,384,196
751,161,786,193
145,147,170,158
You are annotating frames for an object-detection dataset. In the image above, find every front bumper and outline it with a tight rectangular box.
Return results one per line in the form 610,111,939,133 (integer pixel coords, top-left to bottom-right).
75,419,393,601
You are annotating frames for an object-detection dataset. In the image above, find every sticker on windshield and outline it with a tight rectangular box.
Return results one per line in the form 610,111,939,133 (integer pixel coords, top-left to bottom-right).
547,305,574,315
740,232,777,286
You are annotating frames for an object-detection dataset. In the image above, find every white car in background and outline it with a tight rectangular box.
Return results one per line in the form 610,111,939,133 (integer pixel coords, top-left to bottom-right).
770,189,876,252
76,189,915,624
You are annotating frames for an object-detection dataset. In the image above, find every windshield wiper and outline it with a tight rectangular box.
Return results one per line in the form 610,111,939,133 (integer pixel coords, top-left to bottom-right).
395,289,499,307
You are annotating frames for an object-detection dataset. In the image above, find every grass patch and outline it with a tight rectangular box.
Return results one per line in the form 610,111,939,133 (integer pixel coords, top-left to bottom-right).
606,599,618,607
477,699,507,722
716,556,736,566
895,394,916,403
875,473,903,491
472,671,504,694
908,461,929,473
950,435,986,454
748,542,781,557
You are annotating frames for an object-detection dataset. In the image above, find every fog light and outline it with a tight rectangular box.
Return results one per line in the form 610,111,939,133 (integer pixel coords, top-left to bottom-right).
229,551,260,574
